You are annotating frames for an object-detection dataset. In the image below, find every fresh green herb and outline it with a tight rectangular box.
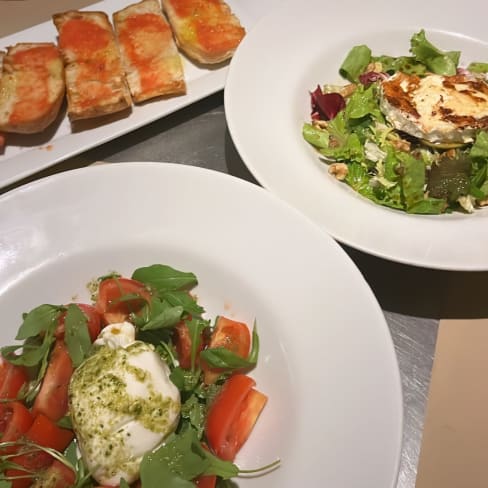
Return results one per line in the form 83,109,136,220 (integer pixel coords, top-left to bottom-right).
65,304,92,367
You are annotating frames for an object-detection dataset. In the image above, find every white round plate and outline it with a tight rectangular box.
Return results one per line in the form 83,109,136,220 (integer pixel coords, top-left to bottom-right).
0,163,402,487
225,0,488,270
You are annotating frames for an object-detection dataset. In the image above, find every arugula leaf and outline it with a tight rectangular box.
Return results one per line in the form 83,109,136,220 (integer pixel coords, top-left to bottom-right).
132,264,197,293
120,479,131,488
410,29,460,75
64,304,92,367
140,429,208,485
170,366,201,393
164,291,205,317
57,415,73,430
185,317,209,371
180,394,207,438
16,304,62,340
200,324,259,371
140,299,184,331
339,45,371,82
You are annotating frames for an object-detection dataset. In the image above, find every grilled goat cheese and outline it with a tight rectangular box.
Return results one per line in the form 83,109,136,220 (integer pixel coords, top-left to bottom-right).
380,72,488,144
69,322,180,486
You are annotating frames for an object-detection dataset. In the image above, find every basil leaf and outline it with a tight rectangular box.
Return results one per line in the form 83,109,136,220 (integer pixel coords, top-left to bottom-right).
64,304,92,367
132,264,197,293
16,304,62,340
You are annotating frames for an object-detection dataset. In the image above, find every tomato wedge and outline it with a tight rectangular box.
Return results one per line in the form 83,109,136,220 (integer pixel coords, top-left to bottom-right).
0,402,34,453
55,303,102,342
36,459,76,488
205,374,267,461
6,413,74,488
96,277,152,324
0,357,29,400
194,475,217,488
173,320,205,369
32,340,73,422
202,316,251,384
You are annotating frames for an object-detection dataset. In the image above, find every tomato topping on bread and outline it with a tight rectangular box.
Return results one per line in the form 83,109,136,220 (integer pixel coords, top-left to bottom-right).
161,0,245,64
0,43,65,134
53,10,132,121
114,0,186,103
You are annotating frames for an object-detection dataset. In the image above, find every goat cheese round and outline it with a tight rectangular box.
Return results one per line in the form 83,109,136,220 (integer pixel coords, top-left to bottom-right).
380,72,488,144
69,322,180,486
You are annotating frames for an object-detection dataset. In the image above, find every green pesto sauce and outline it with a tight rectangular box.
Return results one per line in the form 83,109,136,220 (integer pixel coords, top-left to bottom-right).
69,341,180,440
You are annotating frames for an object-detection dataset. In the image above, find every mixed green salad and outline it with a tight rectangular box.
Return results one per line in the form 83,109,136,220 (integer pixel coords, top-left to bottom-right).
302,30,488,214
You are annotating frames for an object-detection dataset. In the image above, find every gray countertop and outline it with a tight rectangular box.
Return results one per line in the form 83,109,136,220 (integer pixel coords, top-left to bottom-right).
4,90,488,488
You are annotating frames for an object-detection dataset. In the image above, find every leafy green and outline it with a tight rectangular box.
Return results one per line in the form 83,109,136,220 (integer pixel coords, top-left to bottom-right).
132,264,197,294
139,298,184,331
467,62,488,73
470,131,488,161
410,29,460,75
16,304,62,340
185,317,209,371
140,428,239,487
200,324,259,371
372,54,427,75
64,304,92,367
339,45,371,82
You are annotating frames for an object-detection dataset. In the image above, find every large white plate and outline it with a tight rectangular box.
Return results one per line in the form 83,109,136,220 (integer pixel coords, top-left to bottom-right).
0,162,402,487
0,0,281,188
225,0,488,271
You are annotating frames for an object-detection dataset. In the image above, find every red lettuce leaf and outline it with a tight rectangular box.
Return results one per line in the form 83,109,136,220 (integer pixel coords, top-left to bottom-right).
310,85,345,121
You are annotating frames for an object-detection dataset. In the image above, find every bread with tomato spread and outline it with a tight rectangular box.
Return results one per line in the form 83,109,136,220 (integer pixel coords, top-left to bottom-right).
113,0,186,103
160,0,245,64
53,10,132,120
0,43,65,133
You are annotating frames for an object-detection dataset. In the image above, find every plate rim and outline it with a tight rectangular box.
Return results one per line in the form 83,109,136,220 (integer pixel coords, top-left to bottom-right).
224,0,488,271
0,161,403,487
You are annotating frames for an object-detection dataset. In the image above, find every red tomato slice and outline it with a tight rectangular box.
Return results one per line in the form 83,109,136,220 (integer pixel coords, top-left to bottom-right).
6,413,74,488
202,316,251,384
37,459,76,488
55,303,102,342
173,320,205,369
194,475,217,488
205,374,267,461
96,277,152,324
32,340,73,421
0,357,29,400
0,402,34,453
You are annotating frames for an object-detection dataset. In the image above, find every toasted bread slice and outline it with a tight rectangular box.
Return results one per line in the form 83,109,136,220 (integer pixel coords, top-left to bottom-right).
0,43,65,133
114,0,186,103
53,10,132,120
161,0,245,64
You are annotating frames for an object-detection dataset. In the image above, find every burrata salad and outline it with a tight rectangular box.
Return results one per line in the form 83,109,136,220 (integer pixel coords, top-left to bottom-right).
0,264,275,488
303,30,488,214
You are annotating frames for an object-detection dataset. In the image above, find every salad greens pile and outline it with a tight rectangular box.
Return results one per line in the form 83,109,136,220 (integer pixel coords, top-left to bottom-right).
302,30,488,214
0,264,275,488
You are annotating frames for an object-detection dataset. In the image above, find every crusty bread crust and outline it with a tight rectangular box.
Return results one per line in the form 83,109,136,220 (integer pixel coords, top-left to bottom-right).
0,43,65,134
114,0,186,103
161,0,245,64
53,10,132,120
